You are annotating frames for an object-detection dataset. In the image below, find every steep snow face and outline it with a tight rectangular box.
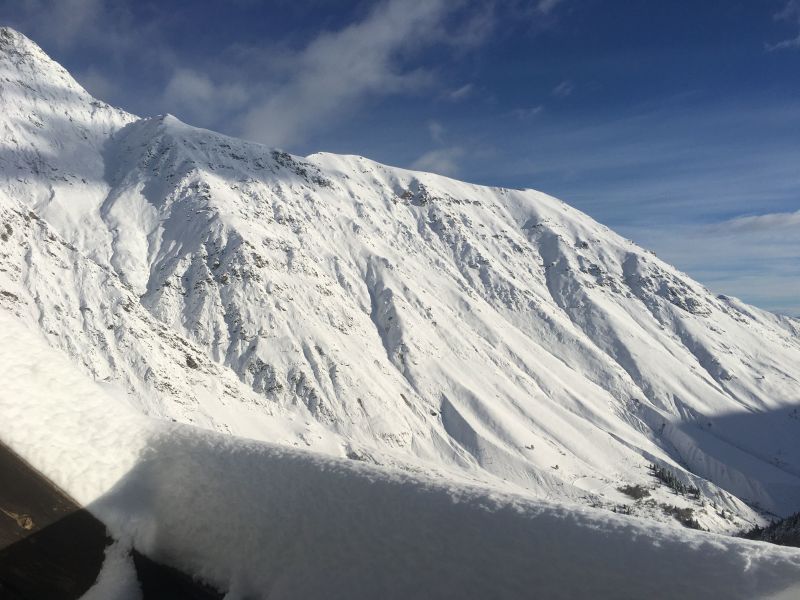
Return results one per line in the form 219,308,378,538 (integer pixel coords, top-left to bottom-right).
1,28,799,531
0,189,344,452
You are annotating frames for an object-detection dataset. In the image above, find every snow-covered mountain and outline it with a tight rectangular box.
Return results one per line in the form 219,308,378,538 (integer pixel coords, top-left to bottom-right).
2,23,800,544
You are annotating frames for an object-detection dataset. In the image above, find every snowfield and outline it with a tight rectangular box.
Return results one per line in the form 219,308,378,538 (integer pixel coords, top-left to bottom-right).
1,25,800,597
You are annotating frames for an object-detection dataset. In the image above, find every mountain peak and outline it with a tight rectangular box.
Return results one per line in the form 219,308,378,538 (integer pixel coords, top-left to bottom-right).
1,25,62,69
0,25,135,266
0,22,134,121
0,25,28,46
0,26,100,110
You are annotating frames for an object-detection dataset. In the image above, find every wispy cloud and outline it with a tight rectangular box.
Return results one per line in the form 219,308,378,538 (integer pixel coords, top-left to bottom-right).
491,99,800,224
232,0,563,146
12,0,107,48
3,0,174,109
237,0,465,147
552,80,575,98
163,69,249,124
448,83,475,101
411,147,465,177
537,0,566,15
767,0,800,50
74,66,115,101
6,0,163,60
427,120,446,144
710,209,800,233
511,105,544,120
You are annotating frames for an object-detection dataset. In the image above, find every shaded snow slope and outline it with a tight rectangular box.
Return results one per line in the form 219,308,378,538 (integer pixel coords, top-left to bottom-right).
1,27,800,531
2,313,800,600
0,27,134,263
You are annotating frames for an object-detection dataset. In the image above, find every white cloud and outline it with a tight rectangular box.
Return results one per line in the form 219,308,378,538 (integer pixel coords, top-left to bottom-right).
14,0,105,48
3,0,173,104
537,0,565,15
164,69,249,124
448,83,474,101
410,147,465,177
768,0,800,50
237,0,461,147
711,209,800,233
6,0,154,59
498,101,800,221
552,80,574,98
512,105,544,120
75,67,115,102
428,120,446,144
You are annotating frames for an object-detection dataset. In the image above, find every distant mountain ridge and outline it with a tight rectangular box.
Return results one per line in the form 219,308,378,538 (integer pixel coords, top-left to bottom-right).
2,26,800,533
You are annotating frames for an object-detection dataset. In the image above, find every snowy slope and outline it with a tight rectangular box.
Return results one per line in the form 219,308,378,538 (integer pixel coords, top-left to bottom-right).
1,26,800,535
0,188,347,450
2,313,800,600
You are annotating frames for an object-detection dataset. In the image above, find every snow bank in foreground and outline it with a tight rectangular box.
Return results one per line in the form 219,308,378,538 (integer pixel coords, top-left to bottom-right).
2,313,800,600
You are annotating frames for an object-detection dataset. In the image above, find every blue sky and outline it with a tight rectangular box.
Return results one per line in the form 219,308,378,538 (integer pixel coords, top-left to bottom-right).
2,0,799,315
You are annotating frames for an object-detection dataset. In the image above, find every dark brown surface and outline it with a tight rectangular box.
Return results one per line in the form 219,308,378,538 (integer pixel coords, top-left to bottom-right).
0,509,111,599
0,441,110,599
0,442,81,548
0,441,224,599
